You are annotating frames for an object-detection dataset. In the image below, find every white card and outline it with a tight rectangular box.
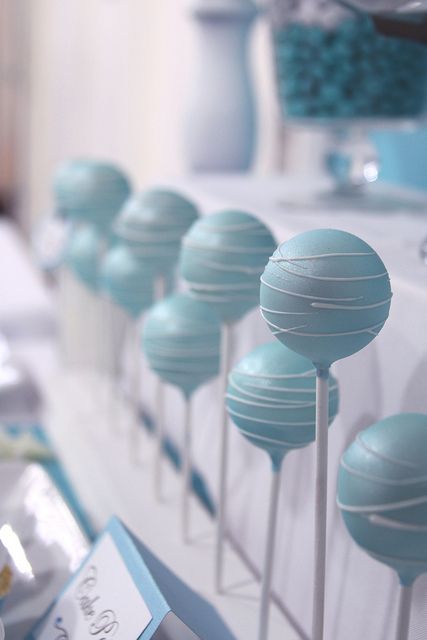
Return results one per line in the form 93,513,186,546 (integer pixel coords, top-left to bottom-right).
34,532,153,640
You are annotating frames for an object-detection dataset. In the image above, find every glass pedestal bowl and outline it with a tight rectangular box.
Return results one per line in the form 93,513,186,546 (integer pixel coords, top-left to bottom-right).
271,0,427,211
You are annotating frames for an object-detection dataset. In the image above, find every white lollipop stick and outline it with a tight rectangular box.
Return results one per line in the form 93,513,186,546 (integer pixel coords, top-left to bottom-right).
129,319,142,465
215,322,233,592
154,377,165,500
396,584,413,640
154,274,167,500
56,265,69,365
312,367,330,640
105,296,122,435
182,395,193,544
258,465,282,640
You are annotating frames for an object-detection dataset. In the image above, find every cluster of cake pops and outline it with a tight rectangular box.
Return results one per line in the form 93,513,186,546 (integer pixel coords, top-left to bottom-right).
50,157,427,640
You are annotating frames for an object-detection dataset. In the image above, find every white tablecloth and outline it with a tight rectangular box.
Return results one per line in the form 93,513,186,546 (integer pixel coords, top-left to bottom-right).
137,176,427,640
3,180,427,639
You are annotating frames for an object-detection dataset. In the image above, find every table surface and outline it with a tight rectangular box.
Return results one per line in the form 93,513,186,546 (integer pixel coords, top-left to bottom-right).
3,175,427,640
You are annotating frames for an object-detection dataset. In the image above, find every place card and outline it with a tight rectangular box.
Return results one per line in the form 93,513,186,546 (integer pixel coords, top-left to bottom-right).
28,517,236,640
33,532,152,640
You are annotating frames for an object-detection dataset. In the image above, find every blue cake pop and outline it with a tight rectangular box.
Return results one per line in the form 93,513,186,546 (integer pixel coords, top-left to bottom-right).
143,293,221,397
180,210,276,323
64,225,102,291
100,245,155,319
260,229,392,367
114,188,199,275
226,342,339,469
227,340,339,640
53,159,86,220
53,159,131,231
338,413,427,587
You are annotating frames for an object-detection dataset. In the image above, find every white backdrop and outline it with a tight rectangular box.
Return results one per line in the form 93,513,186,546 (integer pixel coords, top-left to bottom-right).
22,0,281,228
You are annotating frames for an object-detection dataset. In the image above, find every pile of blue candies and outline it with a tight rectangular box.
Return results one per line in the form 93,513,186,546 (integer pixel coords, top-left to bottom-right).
274,16,427,119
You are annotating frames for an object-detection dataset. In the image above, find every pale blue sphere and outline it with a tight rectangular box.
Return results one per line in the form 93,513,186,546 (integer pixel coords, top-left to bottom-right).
100,245,155,318
338,413,427,586
53,159,131,231
143,293,221,397
114,188,199,275
64,225,102,291
226,342,339,469
260,229,392,367
180,210,276,324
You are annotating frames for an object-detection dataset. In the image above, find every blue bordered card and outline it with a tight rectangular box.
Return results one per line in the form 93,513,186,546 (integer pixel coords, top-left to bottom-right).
27,517,236,640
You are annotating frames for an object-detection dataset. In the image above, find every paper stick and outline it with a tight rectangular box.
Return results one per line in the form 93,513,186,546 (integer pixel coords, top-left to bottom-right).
215,322,232,592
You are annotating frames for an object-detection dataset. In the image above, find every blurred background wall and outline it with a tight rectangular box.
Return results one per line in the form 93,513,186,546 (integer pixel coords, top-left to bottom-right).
1,0,287,232
2,0,419,236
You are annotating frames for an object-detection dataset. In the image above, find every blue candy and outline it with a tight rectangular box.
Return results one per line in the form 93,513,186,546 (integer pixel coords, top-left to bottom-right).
143,293,221,397
100,244,154,318
53,159,131,231
338,413,427,586
114,188,199,276
260,229,392,367
226,342,339,469
64,225,103,291
180,210,276,324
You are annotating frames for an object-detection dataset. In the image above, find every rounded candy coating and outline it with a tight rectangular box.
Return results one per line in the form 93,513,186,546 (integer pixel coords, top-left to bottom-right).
100,245,154,318
143,293,221,397
114,188,199,274
226,342,339,468
260,229,392,366
64,225,102,291
180,210,276,323
53,159,131,230
337,413,427,586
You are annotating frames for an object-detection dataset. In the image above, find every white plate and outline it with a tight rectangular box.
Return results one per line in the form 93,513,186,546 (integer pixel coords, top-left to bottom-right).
0,461,89,639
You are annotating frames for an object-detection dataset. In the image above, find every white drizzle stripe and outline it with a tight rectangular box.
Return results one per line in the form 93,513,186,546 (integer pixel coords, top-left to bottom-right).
233,368,315,380
260,276,363,302
237,427,310,448
226,392,316,410
272,260,388,282
368,515,427,532
271,252,376,261
337,494,427,513
183,238,273,254
228,379,315,405
227,406,315,427
340,458,427,487
228,375,319,397
311,298,392,311
261,309,385,338
357,433,418,469
260,306,310,316
239,379,338,395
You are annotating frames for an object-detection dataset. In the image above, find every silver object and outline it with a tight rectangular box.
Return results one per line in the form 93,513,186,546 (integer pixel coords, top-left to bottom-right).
0,461,89,639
